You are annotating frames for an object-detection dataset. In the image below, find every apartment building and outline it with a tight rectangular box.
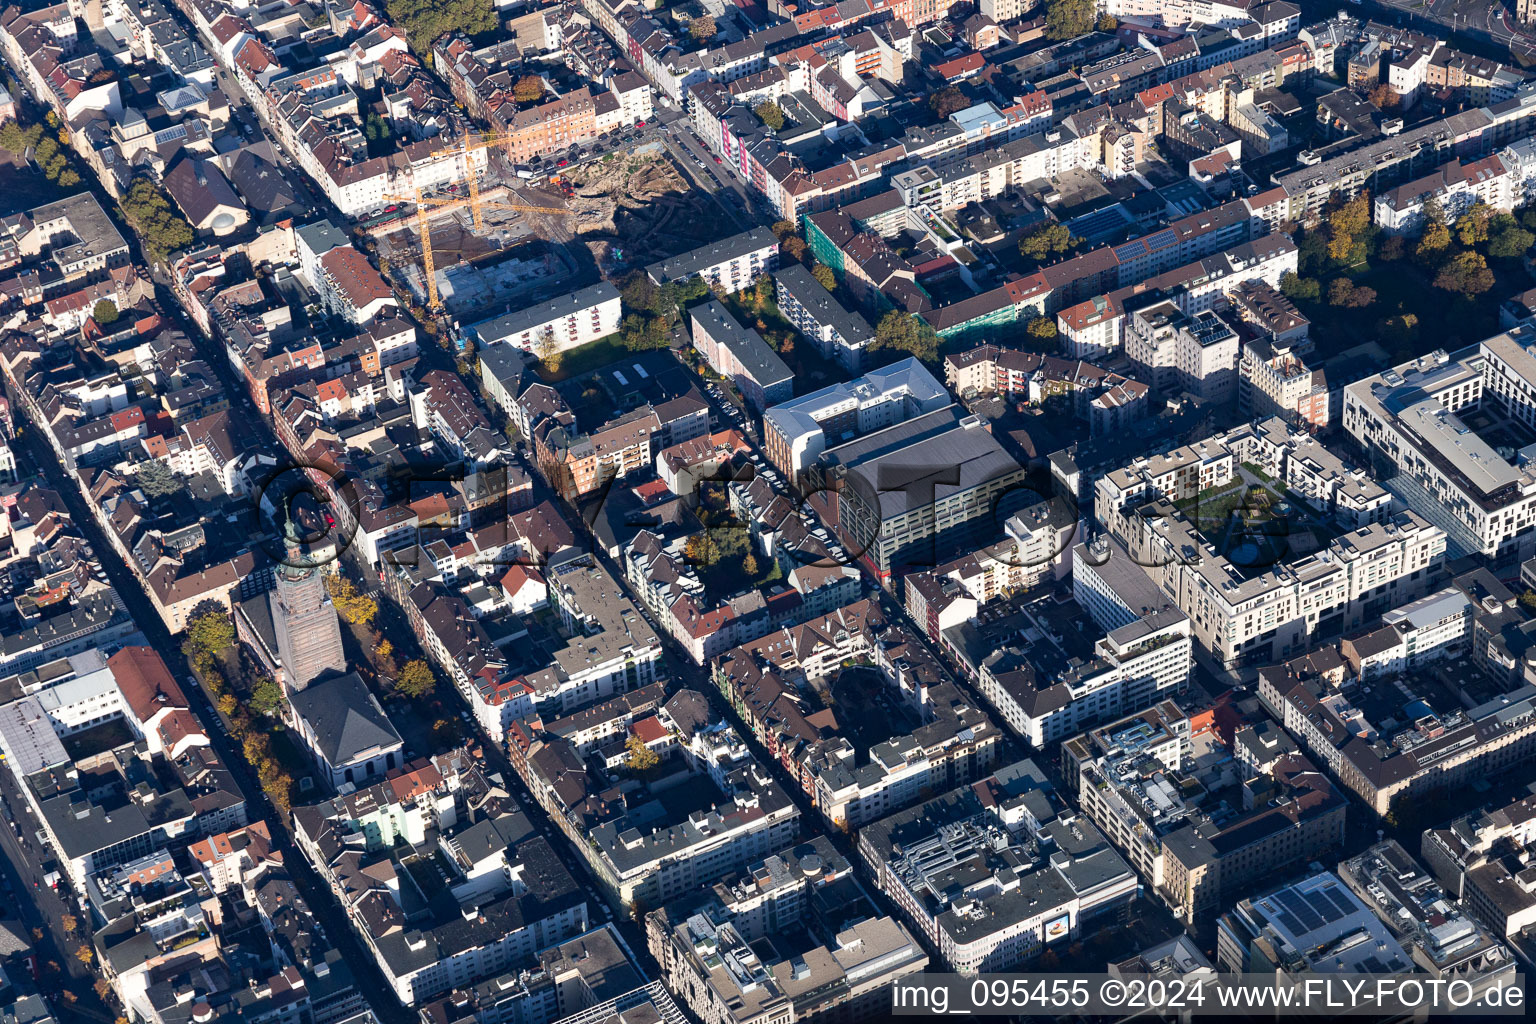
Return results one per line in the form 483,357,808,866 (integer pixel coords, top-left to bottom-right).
1239,337,1328,430
463,282,623,355
1066,705,1347,924
978,606,1193,748
772,263,876,371
1422,794,1536,940
803,405,1029,582
646,227,778,294
858,759,1136,974
1125,303,1240,403
761,357,949,478
689,301,794,413
1343,336,1536,566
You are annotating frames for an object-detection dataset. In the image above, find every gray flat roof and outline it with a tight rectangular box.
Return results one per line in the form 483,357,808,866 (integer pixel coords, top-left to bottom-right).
1401,398,1520,496
466,281,620,346
646,227,775,284
691,300,792,387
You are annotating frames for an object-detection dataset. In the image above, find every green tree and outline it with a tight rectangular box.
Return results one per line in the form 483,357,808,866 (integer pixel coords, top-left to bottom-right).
1279,272,1320,304
754,102,785,130
1489,224,1535,260
249,678,285,717
929,86,968,120
1096,14,1118,30
92,299,119,325
1434,250,1495,296
135,459,184,498
384,0,495,51
688,14,716,42
872,310,938,363
625,734,660,773
1044,0,1094,40
1018,222,1074,264
186,610,234,657
397,659,437,699
811,263,836,290
119,177,194,264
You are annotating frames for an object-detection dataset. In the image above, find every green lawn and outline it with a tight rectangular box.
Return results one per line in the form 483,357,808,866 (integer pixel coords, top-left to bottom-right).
535,333,655,382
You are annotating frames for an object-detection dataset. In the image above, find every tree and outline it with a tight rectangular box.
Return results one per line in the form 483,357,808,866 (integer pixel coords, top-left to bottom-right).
249,678,285,716
872,310,938,363
135,459,184,499
92,299,119,325
771,220,796,241
1279,272,1321,304
1026,316,1057,342
1096,13,1118,30
1435,250,1495,296
216,693,238,717
186,610,234,658
1368,83,1400,109
119,177,194,264
689,14,716,42
384,0,496,51
811,263,836,291
324,574,377,626
397,659,436,699
929,86,968,120
1378,235,1406,261
1489,224,1535,260
376,638,394,661
76,946,94,966
512,75,544,105
94,979,111,1000
625,734,660,773
1327,278,1376,308
1416,219,1452,263
743,552,760,577
683,532,719,566
1044,0,1094,40
61,913,76,936
1019,222,1074,264
754,102,785,131
432,718,461,747
782,236,808,262
1456,200,1493,247
1328,194,1371,239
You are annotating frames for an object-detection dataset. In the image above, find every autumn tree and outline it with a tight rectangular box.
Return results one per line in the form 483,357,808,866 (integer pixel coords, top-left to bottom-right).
1327,278,1376,308
683,532,719,566
811,263,836,290
324,574,378,626
1434,250,1495,296
625,734,660,773
1026,316,1057,342
929,86,968,120
743,552,760,577
689,14,716,42
1456,200,1493,247
397,659,436,699
782,236,808,262
512,75,544,104
1368,83,1400,109
76,946,94,966
771,220,796,241
61,913,76,936
1416,220,1451,264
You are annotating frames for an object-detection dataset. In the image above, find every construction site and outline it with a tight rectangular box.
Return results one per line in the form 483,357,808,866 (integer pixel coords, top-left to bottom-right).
373,144,741,325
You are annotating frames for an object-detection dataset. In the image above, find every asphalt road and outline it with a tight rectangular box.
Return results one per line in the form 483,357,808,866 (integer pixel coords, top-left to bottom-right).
1352,0,1536,56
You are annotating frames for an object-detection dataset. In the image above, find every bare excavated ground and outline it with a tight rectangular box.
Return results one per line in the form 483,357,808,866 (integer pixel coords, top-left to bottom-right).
563,153,728,270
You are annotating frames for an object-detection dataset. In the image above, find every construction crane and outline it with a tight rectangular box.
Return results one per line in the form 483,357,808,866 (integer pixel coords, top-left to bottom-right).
429,132,519,231
388,187,570,312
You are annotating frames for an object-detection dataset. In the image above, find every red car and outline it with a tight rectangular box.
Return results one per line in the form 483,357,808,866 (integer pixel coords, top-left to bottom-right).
713,155,722,164
557,158,569,167
636,121,646,128
384,205,398,213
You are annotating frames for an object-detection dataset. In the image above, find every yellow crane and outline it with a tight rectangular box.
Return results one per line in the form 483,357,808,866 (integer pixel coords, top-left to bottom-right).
389,174,569,312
